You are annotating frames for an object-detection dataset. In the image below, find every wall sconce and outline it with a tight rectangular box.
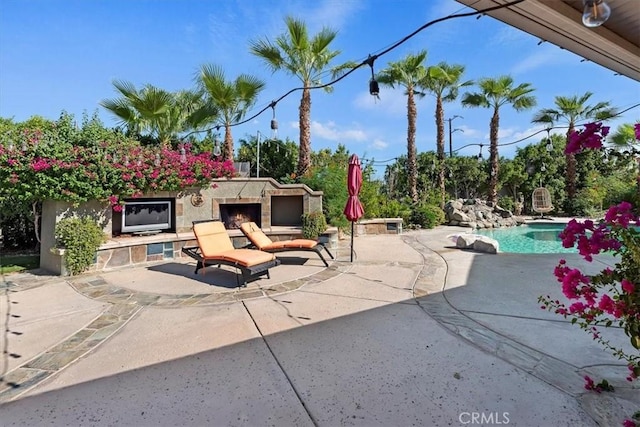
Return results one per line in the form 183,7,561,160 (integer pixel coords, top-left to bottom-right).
582,0,611,27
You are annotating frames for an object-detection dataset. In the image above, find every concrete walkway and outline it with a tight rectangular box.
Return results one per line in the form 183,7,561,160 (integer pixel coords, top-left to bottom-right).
0,227,637,426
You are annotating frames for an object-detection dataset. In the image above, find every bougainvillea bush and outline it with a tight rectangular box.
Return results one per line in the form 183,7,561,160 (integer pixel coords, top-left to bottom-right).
0,112,235,245
539,123,640,397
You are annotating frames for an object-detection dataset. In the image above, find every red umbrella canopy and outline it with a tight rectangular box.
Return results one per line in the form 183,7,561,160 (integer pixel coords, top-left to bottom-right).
344,154,365,222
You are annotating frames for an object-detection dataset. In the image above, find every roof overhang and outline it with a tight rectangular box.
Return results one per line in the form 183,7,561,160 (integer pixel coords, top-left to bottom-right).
455,0,640,81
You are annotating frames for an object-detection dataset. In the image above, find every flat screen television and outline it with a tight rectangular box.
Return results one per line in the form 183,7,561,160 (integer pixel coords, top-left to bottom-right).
121,199,173,233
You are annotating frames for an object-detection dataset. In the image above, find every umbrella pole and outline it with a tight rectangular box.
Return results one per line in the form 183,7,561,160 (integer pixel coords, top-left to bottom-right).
350,221,354,262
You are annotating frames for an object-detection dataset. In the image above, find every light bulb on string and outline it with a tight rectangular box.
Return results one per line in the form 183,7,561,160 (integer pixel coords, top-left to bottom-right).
270,102,278,139
154,153,161,167
582,0,611,27
179,145,187,163
366,54,380,100
545,129,553,152
477,144,484,163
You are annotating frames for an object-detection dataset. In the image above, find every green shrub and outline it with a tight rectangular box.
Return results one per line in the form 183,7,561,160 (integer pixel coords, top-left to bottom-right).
498,196,515,212
379,199,412,225
55,217,106,275
409,203,445,229
301,212,327,239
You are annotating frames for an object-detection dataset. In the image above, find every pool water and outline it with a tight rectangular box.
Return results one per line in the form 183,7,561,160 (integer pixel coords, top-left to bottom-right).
476,223,576,254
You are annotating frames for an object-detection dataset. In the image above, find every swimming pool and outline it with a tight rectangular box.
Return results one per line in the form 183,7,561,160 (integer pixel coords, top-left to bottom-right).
475,223,576,254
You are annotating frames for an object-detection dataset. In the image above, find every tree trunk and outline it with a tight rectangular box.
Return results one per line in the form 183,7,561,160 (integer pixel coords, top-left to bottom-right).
32,201,41,251
224,124,234,161
565,125,577,213
489,108,500,204
297,87,312,178
407,88,418,203
435,96,446,208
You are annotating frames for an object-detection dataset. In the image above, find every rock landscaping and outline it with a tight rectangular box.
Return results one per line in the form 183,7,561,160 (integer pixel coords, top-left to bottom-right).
444,198,525,229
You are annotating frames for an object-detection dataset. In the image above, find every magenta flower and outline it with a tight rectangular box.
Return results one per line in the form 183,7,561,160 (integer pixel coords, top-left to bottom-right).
566,122,610,154
621,280,636,294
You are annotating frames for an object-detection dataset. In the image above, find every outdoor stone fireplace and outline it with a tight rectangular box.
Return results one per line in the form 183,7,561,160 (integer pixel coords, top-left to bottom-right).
40,178,325,275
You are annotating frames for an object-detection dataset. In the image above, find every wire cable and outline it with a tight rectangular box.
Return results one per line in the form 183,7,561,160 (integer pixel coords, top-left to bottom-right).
188,0,526,137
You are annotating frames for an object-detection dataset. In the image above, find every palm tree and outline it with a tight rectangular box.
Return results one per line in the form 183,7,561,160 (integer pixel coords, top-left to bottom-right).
195,64,265,161
608,122,640,200
377,50,431,203
423,62,472,207
462,75,536,204
101,80,201,146
531,92,616,212
249,16,346,178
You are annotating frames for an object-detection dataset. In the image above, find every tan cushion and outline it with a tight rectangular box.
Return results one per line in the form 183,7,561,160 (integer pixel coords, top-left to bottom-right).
281,239,318,249
240,222,274,250
193,221,234,256
219,249,276,267
193,221,275,268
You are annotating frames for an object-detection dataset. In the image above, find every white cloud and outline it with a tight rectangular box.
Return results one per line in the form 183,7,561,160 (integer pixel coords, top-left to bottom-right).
353,88,407,117
370,138,388,150
489,26,529,46
458,124,480,138
306,0,365,31
496,125,549,146
428,0,466,18
310,120,367,142
510,45,571,75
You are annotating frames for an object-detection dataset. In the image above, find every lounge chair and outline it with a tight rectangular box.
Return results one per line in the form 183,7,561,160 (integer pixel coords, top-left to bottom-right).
181,220,280,287
239,222,334,267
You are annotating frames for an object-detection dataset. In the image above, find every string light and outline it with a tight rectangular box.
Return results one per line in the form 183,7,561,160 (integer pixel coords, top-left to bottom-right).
366,54,380,100
545,129,553,152
269,101,278,139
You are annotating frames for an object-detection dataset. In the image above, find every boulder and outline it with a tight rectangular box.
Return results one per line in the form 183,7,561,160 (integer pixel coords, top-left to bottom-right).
456,234,478,249
472,236,499,254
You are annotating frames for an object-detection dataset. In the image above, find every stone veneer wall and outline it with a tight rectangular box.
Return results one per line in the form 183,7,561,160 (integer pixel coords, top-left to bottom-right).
40,178,324,275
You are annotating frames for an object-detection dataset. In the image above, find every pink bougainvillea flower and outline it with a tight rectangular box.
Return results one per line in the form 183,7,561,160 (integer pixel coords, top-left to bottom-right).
566,122,610,154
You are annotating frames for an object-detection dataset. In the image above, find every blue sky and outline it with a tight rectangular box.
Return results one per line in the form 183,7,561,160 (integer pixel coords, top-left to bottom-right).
2,0,639,170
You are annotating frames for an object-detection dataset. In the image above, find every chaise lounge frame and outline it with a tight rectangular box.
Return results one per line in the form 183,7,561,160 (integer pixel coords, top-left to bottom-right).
181,220,280,287
239,221,334,267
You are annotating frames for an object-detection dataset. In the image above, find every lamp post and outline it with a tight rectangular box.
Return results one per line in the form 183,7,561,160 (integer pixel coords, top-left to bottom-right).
256,131,261,178
256,130,270,178
447,115,463,157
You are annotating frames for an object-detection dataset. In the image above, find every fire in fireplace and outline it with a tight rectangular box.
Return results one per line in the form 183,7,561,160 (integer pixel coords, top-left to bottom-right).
219,203,261,229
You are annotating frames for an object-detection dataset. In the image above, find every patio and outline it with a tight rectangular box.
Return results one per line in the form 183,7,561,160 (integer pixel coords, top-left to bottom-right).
0,226,637,426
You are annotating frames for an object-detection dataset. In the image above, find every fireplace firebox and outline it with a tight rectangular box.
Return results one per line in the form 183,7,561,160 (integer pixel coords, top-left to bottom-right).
220,203,261,229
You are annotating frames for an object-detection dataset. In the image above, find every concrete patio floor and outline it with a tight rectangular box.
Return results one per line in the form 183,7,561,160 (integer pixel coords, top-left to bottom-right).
0,226,637,426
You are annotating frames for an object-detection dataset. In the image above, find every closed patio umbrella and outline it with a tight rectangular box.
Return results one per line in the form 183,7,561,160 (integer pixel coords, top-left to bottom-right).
344,154,364,262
